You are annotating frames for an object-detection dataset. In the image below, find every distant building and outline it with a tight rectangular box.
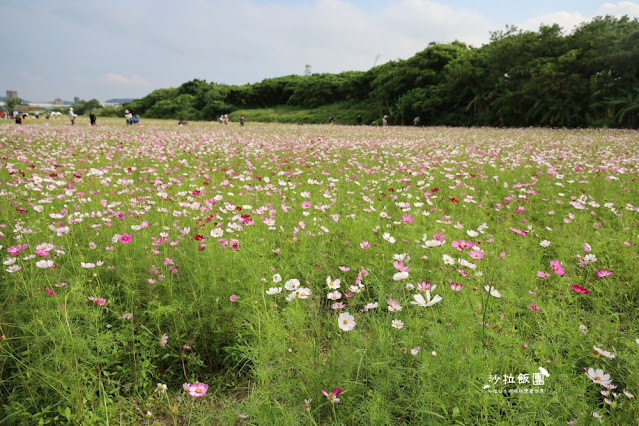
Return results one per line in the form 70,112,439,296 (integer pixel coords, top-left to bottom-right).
304,64,312,76
73,97,80,104
6,90,18,99
54,98,64,106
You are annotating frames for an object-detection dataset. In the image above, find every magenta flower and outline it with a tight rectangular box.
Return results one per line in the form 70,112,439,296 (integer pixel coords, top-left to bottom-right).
7,244,28,256
45,288,57,296
583,242,592,253
230,239,240,251
229,294,238,302
187,382,209,398
571,284,590,294
88,296,107,306
402,214,414,224
449,282,463,292
301,201,312,209
550,259,565,276
596,269,613,278
160,333,168,346
119,233,133,243
321,387,342,403
537,271,551,278
529,304,540,312
509,227,528,236
433,232,446,242
451,240,474,251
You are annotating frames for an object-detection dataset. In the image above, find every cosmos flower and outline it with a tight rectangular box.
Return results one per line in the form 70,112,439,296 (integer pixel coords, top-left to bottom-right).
187,382,209,398
338,312,356,331
571,284,590,294
411,291,442,307
586,368,612,387
593,346,616,359
596,269,613,278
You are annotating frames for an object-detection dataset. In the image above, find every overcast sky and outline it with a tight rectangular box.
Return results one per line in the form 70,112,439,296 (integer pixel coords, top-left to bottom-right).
3,0,639,102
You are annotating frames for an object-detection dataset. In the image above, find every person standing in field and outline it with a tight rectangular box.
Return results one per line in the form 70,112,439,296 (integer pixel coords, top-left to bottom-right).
329,114,335,124
89,110,97,126
69,108,76,125
357,114,362,125
413,116,420,126
382,115,388,126
239,115,245,126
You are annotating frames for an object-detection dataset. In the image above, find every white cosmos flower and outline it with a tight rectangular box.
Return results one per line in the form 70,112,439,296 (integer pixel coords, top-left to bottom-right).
326,276,341,289
284,279,300,291
466,230,479,237
382,232,396,243
272,273,282,283
393,271,409,281
411,291,442,307
3,257,17,266
579,324,589,335
265,287,282,295
484,285,502,298
539,240,551,247
593,346,616,359
81,262,96,269
6,265,22,273
586,368,612,386
36,260,54,268
442,254,455,265
296,288,311,299
327,291,342,300
338,312,356,331
285,291,297,302
391,319,404,329
210,228,223,238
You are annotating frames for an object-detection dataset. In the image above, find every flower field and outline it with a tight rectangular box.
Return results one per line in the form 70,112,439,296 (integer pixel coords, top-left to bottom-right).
0,120,638,424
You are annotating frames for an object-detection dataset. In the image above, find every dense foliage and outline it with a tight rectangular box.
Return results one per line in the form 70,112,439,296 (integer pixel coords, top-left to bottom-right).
124,16,639,127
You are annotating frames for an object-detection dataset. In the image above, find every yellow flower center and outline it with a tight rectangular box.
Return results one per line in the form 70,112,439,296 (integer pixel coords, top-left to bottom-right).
594,376,601,381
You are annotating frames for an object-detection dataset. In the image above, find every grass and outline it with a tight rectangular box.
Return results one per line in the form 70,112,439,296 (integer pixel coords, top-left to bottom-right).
0,118,637,424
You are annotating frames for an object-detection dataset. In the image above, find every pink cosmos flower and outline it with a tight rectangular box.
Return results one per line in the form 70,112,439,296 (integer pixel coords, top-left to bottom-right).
301,201,312,209
160,333,168,346
468,250,484,260
321,387,342,403
537,271,551,278
529,304,540,312
596,269,613,278
451,240,474,251
393,261,409,272
449,282,463,292
571,284,590,294
509,227,528,236
7,244,28,256
583,243,592,253
35,248,50,257
229,294,238,302
119,233,133,243
88,296,107,306
402,214,414,224
230,239,240,251
45,288,57,296
338,266,350,272
433,232,446,242
187,382,209,398
360,241,371,249
550,259,565,276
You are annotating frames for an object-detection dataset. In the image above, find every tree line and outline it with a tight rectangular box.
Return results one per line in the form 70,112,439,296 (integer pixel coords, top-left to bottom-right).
124,16,639,128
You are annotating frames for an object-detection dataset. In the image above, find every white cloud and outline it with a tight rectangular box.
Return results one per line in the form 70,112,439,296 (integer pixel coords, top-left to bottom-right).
598,1,639,16
520,1,639,33
105,73,152,87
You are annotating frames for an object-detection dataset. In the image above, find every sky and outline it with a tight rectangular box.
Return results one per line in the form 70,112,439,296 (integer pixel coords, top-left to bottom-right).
3,0,639,103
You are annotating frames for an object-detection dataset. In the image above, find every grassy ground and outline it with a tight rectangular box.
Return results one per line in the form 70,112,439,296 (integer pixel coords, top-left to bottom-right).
0,119,637,424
